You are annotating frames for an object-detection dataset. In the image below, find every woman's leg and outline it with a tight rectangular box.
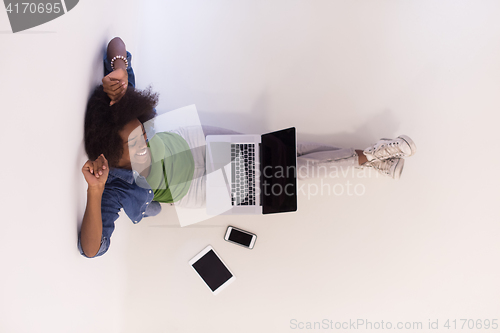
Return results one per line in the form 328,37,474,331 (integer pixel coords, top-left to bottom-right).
296,143,360,180
297,136,415,180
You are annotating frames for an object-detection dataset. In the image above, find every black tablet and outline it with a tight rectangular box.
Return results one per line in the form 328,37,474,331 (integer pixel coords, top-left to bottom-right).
189,246,235,295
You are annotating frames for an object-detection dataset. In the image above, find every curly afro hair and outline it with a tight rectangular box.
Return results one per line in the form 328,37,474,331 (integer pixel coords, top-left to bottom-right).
84,85,159,168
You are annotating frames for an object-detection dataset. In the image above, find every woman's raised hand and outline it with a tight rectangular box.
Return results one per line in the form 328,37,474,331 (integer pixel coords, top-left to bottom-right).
102,68,128,106
82,154,109,190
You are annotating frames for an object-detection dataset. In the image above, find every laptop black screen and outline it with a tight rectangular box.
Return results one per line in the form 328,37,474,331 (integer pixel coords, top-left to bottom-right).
260,127,297,214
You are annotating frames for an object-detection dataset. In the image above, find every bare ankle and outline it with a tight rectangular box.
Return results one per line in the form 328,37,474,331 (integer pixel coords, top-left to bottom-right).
356,150,367,165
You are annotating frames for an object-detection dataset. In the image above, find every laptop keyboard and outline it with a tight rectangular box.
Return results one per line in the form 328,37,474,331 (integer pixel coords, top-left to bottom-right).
231,143,256,206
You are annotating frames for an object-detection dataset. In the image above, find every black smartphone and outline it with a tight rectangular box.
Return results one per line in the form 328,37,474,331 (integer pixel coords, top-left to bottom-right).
224,226,257,249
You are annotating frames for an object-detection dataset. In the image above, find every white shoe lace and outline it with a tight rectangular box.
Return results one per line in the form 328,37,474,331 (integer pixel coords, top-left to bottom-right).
362,158,396,175
366,140,404,161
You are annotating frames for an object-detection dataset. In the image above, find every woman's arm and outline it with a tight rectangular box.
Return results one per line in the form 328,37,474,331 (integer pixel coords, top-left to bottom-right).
106,37,127,69
80,154,109,257
102,37,129,106
80,187,104,257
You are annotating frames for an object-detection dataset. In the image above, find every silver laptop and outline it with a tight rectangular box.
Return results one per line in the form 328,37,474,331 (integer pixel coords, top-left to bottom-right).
206,128,297,215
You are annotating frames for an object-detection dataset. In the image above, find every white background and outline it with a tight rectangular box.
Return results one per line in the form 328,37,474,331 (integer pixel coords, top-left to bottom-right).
1,1,499,332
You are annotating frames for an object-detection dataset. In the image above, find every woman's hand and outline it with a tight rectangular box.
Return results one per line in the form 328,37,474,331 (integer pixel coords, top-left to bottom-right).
82,154,109,190
102,68,128,106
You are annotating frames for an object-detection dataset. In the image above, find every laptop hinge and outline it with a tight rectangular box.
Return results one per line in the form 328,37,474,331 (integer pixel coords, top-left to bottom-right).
259,142,263,206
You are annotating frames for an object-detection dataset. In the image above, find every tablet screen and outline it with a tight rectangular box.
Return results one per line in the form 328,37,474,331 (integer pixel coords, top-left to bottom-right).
191,249,233,292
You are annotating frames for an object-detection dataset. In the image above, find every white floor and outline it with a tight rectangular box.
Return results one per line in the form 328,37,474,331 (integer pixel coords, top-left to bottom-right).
1,1,500,332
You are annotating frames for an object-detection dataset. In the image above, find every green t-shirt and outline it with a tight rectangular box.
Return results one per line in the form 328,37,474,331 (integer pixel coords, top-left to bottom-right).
145,132,195,203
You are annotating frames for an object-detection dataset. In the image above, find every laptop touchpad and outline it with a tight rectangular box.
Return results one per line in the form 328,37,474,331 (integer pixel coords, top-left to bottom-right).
207,142,232,188
208,142,231,164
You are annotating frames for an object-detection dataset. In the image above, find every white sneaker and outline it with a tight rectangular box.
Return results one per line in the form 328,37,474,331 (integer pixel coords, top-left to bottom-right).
361,158,405,180
364,135,416,162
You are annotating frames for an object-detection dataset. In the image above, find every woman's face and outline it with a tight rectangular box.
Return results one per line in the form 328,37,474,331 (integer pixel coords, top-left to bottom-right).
117,118,151,171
